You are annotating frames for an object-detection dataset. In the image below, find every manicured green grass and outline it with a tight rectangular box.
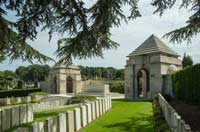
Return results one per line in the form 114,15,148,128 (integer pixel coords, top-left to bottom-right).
81,100,155,132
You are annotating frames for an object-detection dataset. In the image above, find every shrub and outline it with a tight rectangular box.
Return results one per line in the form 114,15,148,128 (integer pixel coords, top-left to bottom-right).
172,64,200,104
0,88,41,98
72,94,96,101
109,80,124,93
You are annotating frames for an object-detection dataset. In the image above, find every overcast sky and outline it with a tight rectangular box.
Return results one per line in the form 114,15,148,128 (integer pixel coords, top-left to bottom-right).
1,0,200,71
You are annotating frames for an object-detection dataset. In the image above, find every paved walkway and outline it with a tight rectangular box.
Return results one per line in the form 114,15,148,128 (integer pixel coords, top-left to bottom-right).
81,100,155,132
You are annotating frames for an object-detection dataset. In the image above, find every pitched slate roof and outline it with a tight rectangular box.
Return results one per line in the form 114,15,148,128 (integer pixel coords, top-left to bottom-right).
128,34,178,57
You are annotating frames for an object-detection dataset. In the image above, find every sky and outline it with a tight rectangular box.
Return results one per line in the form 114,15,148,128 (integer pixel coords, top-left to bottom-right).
0,0,200,71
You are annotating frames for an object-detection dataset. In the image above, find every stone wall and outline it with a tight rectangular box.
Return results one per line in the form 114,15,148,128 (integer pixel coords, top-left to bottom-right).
14,96,112,132
158,93,192,132
0,104,34,132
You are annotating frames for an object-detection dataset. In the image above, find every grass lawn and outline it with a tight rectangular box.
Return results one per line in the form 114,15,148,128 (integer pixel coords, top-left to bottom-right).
81,100,155,132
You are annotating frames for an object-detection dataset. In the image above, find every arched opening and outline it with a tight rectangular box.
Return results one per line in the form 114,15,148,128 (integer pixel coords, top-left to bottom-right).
137,68,149,98
66,76,73,93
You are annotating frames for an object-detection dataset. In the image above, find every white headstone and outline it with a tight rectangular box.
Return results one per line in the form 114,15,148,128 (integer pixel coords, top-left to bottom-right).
66,111,74,132
74,108,81,131
91,102,96,120
80,105,87,127
11,106,20,127
95,101,99,117
98,100,103,116
102,99,106,114
47,117,58,132
2,108,11,131
19,105,27,124
86,103,92,123
27,104,34,122
58,113,67,132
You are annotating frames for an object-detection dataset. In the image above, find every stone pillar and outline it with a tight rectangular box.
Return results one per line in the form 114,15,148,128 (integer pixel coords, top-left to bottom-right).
95,101,99,118
66,111,74,132
11,106,20,127
86,103,92,123
91,102,96,120
80,105,87,127
47,117,58,132
74,108,81,131
58,113,67,132
2,108,11,131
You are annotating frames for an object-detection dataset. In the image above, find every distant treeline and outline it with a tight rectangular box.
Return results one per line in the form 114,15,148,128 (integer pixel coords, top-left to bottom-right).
79,66,124,80
0,64,124,90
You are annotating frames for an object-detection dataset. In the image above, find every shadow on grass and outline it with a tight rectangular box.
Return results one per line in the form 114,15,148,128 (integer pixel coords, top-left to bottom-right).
104,113,155,132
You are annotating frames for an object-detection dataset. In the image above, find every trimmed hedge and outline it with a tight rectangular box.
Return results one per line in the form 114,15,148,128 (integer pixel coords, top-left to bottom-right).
109,80,124,93
0,88,41,98
172,64,200,104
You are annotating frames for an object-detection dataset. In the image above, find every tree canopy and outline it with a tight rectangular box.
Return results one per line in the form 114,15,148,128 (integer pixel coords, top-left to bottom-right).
0,0,199,64
182,53,193,68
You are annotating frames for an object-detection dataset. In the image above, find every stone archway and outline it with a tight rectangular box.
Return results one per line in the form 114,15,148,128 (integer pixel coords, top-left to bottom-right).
137,68,149,98
66,76,73,93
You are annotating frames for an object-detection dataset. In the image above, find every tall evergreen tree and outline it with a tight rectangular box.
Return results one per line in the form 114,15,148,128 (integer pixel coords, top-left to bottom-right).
0,0,199,63
182,53,193,68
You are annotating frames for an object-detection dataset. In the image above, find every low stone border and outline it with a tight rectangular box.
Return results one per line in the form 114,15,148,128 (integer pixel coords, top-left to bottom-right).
158,93,192,132
14,96,112,132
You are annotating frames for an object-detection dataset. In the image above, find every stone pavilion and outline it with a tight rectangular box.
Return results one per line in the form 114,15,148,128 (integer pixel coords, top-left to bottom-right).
41,63,82,94
125,34,182,100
